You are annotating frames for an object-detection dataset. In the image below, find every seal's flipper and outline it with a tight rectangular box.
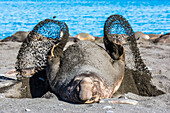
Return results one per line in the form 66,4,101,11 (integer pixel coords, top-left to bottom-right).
15,19,69,80
103,37,125,61
104,15,126,61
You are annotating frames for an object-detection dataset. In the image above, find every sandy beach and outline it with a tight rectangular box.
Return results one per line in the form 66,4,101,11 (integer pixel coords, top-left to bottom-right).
0,41,170,113
0,0,169,112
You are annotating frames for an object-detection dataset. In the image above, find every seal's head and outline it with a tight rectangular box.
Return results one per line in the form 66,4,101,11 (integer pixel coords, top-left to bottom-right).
61,73,109,104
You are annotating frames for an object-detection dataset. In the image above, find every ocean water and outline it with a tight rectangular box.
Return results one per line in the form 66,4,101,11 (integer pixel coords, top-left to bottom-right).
0,0,169,39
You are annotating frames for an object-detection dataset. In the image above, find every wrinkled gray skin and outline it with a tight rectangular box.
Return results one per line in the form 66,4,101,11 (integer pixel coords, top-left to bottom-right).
47,41,125,103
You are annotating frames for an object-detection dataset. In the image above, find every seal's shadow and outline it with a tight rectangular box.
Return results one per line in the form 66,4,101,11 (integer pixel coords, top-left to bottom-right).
114,67,165,97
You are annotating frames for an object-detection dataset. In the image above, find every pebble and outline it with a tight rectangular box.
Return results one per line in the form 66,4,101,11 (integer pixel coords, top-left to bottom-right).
99,98,138,105
41,91,58,99
62,109,66,111
147,67,152,71
103,106,112,109
106,110,114,113
0,94,4,98
25,108,31,112
99,99,105,103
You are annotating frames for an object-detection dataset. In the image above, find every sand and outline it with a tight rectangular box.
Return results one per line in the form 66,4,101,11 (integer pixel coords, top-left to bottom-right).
0,41,170,113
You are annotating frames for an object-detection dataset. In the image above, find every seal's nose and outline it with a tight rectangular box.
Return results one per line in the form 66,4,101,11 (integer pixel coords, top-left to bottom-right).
79,77,93,101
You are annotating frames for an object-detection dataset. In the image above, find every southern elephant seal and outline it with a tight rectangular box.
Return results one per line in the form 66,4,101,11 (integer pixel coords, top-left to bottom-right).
74,33,95,41
153,33,170,43
134,31,150,40
1,31,29,42
46,15,126,103
47,40,125,103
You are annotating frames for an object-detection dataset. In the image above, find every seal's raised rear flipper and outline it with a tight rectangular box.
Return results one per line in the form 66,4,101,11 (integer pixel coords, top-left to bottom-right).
15,19,69,80
103,15,127,61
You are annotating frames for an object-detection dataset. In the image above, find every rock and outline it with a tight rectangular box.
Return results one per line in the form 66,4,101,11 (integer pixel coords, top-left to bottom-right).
41,91,58,99
106,111,114,113
103,106,112,109
25,108,31,112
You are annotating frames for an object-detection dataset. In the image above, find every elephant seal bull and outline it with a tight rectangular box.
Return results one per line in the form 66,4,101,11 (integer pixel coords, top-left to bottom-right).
1,31,29,42
153,33,170,43
134,31,150,40
12,16,125,103
47,40,125,103
46,15,126,103
74,33,95,41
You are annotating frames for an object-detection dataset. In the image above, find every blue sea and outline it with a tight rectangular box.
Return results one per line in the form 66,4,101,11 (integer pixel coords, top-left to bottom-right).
0,0,169,39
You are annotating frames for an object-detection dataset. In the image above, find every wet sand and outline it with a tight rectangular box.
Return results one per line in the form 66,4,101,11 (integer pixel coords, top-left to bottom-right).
0,41,170,113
